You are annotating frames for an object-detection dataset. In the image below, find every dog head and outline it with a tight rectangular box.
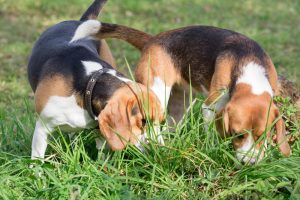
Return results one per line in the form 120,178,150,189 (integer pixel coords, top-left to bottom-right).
216,84,291,164
98,83,164,151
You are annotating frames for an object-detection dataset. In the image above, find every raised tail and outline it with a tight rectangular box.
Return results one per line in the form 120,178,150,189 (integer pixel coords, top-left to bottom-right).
80,0,107,21
95,22,152,51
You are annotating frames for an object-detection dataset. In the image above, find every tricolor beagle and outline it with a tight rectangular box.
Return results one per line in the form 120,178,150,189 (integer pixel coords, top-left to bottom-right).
27,0,164,159
95,23,291,164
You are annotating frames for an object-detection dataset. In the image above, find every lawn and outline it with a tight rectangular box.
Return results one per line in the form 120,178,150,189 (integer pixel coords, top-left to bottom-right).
0,0,299,199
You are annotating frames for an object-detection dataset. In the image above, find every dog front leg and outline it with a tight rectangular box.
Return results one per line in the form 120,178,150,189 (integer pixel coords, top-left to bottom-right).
31,119,53,160
202,90,229,131
149,79,171,145
202,54,234,132
135,45,180,145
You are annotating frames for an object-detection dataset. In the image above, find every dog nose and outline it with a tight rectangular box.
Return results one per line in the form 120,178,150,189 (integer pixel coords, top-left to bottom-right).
241,157,257,165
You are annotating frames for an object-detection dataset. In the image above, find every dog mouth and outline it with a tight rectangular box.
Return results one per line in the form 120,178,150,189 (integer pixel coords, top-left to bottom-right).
134,126,165,152
236,148,265,165
134,134,148,152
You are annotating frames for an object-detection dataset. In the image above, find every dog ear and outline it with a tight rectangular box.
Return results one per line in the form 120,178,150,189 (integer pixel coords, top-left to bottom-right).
137,90,164,124
98,100,131,151
215,107,230,138
98,96,143,151
223,108,230,134
148,93,164,123
273,109,291,156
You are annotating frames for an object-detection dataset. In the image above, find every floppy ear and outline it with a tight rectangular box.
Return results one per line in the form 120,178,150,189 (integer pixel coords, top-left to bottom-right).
223,108,230,134
148,93,164,123
215,108,230,138
98,101,130,151
274,109,291,156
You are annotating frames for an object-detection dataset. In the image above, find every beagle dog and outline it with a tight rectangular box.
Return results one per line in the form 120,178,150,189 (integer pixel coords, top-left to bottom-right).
27,0,164,159
95,23,291,164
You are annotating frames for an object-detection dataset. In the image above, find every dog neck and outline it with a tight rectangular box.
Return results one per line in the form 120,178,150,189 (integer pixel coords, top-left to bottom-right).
90,74,128,118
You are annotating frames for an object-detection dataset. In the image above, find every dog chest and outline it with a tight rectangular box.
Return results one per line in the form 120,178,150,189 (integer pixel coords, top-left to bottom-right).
40,95,97,131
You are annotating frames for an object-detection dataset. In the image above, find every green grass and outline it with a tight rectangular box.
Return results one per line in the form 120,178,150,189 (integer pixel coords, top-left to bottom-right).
0,0,299,199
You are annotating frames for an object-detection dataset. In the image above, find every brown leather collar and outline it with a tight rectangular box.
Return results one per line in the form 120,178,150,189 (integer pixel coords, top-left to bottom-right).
84,68,109,119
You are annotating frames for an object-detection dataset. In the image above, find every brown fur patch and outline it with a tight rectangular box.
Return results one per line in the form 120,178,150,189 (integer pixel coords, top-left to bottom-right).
97,23,152,51
98,82,164,150
109,83,164,122
220,83,290,155
205,54,236,105
35,75,72,113
135,44,181,87
264,55,279,95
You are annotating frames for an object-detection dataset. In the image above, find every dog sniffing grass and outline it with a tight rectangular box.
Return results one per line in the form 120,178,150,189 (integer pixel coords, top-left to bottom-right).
1,98,299,199
0,0,299,199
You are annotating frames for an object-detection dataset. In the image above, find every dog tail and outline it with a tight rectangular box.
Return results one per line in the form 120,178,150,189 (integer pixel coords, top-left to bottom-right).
95,22,152,51
80,0,107,21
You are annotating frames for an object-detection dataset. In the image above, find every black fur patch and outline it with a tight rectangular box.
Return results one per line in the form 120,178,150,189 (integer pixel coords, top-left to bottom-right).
153,26,268,93
28,20,126,116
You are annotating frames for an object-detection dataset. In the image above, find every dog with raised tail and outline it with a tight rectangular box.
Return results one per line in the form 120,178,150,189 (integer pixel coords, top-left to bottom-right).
28,0,164,160
94,22,291,164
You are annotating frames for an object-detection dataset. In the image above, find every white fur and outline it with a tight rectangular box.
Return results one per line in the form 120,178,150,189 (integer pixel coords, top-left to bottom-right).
81,60,132,82
106,69,132,83
150,77,172,110
156,131,165,145
215,93,230,112
152,124,165,145
137,127,165,151
31,95,97,159
40,95,96,129
237,62,273,96
70,20,101,43
31,120,53,159
135,134,148,152
202,104,215,131
236,134,264,164
148,77,169,147
81,61,103,76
